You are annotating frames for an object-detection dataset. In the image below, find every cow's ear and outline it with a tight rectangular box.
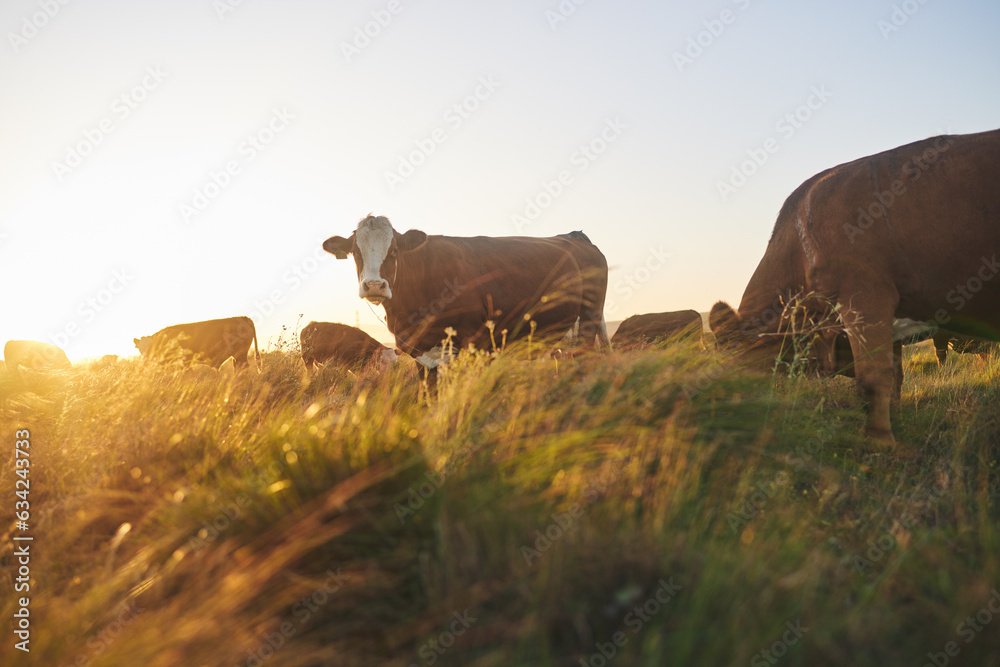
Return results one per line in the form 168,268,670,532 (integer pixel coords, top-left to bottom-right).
396,229,428,252
709,301,742,347
323,235,354,259
133,338,140,346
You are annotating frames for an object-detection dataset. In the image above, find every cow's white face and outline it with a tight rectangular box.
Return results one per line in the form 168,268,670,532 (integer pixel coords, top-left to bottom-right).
323,215,428,306
354,216,395,303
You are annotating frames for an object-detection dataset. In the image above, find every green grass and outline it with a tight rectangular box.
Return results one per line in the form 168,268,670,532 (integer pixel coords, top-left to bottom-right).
1,339,998,666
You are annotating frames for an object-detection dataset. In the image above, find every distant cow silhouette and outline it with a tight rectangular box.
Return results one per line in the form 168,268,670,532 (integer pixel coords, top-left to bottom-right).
134,316,259,368
931,333,996,364
806,320,998,406
3,340,72,375
894,320,997,364
300,321,396,369
611,310,702,348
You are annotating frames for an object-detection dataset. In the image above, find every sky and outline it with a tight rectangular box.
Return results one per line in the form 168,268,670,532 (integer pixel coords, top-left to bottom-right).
1,0,998,361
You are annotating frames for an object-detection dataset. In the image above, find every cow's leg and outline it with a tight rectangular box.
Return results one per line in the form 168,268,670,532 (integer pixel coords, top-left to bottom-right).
575,311,611,350
892,339,903,401
844,306,896,442
576,263,609,349
932,332,949,365
597,317,611,349
814,332,834,375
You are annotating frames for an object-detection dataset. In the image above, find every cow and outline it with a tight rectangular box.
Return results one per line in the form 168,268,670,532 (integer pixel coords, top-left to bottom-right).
322,215,610,367
931,333,996,364
183,356,236,380
134,316,260,368
611,310,702,348
807,320,997,406
3,340,72,375
893,319,996,364
300,321,397,369
710,129,1000,442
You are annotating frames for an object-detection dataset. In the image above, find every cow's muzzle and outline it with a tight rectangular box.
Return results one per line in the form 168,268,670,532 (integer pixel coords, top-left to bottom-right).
361,279,391,303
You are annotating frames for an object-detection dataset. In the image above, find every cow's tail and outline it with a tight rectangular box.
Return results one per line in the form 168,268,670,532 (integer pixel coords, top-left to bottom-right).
252,329,261,370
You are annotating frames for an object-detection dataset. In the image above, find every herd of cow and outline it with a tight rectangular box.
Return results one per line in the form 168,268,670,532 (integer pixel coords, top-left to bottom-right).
4,129,998,442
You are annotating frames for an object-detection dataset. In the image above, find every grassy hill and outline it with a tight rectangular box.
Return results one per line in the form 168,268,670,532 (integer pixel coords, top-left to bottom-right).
1,337,998,666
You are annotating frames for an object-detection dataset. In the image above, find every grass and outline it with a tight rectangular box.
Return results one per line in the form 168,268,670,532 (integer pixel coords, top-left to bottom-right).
1,338,998,666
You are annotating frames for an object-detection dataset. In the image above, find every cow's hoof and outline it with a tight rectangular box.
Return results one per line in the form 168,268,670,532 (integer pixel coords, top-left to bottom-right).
864,427,895,447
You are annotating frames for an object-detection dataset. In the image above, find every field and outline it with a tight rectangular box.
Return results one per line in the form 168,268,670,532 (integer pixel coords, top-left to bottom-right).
2,335,999,666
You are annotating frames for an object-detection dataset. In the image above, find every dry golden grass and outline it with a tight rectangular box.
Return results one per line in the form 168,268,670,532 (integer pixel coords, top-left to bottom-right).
1,339,998,666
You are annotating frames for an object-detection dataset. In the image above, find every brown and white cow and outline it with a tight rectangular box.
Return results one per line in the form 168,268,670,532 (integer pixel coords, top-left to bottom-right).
134,316,260,368
322,215,610,366
611,310,702,348
3,340,72,375
300,321,397,369
710,129,1000,442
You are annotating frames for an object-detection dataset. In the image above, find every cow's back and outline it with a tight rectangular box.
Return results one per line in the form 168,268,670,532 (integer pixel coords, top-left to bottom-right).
3,340,72,372
300,321,385,368
788,130,1000,333
612,310,701,346
386,233,608,354
148,316,256,366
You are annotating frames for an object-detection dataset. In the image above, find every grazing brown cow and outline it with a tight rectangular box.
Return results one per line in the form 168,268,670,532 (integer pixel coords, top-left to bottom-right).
710,129,1000,442
134,316,260,368
300,321,397,369
809,320,996,404
611,310,702,348
931,333,996,364
4,340,72,375
322,215,610,367
894,320,996,364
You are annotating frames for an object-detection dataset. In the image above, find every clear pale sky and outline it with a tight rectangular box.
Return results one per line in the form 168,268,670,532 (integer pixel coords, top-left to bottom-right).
1,0,998,360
